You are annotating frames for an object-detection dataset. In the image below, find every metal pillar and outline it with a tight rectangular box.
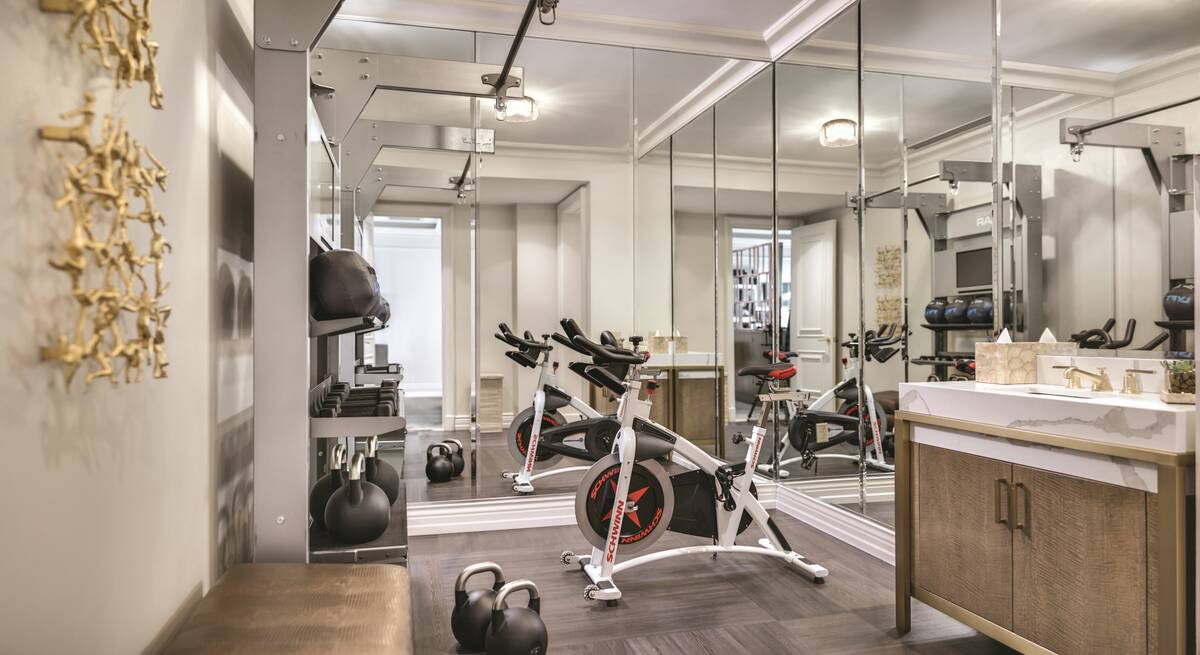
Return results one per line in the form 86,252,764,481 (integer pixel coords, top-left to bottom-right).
253,0,344,562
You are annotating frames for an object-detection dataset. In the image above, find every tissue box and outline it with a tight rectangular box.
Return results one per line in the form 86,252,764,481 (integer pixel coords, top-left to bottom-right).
975,341,1078,384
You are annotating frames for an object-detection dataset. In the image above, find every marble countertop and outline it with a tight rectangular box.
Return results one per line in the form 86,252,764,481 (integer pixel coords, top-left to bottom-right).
899,380,1195,454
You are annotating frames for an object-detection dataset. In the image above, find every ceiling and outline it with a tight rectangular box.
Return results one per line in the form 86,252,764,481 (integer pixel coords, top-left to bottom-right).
476,0,801,34
476,177,582,205
803,0,1200,73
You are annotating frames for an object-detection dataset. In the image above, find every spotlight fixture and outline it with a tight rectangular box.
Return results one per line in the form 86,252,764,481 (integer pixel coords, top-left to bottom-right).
495,95,539,123
819,118,857,148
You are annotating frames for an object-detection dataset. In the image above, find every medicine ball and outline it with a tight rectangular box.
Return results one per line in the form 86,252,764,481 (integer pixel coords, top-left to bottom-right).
1164,283,1194,321
924,299,947,324
966,296,994,324
310,249,382,320
943,297,969,323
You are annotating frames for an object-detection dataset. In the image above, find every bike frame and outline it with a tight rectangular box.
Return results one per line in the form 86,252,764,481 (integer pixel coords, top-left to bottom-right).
570,363,827,602
506,345,604,492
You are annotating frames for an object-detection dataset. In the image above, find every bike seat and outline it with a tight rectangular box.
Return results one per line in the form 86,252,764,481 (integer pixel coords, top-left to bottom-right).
736,362,796,380
834,387,899,413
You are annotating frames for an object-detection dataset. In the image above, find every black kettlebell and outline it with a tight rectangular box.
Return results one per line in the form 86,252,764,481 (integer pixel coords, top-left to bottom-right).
943,297,969,323
451,562,507,652
486,580,548,655
923,299,947,324
442,439,466,477
364,436,401,505
1164,283,1194,321
308,444,346,530
426,443,454,483
325,452,391,544
966,296,994,324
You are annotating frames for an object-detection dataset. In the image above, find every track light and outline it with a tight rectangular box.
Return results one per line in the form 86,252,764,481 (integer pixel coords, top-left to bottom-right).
819,118,858,148
495,96,538,123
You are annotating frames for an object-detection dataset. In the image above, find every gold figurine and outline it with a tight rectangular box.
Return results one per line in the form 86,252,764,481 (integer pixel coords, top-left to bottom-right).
41,0,164,109
39,93,171,386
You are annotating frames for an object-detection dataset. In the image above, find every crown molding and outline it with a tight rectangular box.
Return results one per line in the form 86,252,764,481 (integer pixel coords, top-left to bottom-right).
635,59,769,158
763,0,857,61
1113,45,1200,97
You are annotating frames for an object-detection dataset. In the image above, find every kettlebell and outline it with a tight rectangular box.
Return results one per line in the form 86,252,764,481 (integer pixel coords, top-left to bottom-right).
308,444,346,530
364,436,401,505
451,562,507,652
486,580,548,655
426,443,454,483
923,299,947,324
943,297,969,323
325,452,391,544
966,296,994,324
442,439,466,477
1164,283,1194,321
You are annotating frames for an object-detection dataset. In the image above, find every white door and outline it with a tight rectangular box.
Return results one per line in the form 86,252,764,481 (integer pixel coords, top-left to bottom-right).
790,219,837,393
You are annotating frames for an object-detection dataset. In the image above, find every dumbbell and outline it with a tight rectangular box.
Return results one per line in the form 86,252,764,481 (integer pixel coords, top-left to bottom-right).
314,392,397,412
329,386,399,403
331,380,398,395
312,401,396,418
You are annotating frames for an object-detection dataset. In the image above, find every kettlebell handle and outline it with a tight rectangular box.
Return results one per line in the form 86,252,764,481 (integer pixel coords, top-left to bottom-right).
493,579,540,616
330,444,346,471
454,561,506,594
347,452,366,481
367,435,379,457
443,438,463,454
427,443,450,458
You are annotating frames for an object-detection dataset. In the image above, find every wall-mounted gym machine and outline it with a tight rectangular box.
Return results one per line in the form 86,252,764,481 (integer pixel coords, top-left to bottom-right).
849,159,1043,382
254,0,563,563
1059,96,1199,354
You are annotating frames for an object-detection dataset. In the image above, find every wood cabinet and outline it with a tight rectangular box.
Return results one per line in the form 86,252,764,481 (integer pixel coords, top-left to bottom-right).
914,446,1014,629
593,366,720,447
912,444,1156,655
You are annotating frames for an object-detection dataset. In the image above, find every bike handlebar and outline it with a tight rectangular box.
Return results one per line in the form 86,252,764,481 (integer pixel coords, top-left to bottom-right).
571,333,647,366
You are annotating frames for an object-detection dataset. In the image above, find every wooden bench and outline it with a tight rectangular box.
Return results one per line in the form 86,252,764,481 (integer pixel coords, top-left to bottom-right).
165,564,411,654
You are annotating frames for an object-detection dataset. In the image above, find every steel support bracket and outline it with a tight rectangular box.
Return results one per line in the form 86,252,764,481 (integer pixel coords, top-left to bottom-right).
358,164,470,219
1059,117,1186,190
311,47,524,144
939,160,1043,223
846,191,948,233
256,0,344,52
1166,154,1196,213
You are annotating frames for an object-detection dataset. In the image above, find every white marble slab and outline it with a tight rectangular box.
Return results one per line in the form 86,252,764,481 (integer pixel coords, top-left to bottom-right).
899,380,1195,454
912,423,1159,493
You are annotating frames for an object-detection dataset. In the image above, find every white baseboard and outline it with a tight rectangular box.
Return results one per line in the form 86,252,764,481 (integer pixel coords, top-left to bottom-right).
408,473,897,569
450,412,515,431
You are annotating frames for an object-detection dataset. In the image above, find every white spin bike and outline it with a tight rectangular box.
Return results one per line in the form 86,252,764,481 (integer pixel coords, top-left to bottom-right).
560,330,828,603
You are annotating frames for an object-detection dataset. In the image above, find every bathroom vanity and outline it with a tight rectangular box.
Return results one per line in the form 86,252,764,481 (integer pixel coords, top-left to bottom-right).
894,380,1195,655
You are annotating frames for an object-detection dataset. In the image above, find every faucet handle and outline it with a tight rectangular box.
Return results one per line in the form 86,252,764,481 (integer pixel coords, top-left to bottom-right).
1121,369,1154,395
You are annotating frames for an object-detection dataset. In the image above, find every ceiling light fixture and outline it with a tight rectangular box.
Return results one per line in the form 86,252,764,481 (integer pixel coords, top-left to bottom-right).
495,95,539,123
819,118,858,148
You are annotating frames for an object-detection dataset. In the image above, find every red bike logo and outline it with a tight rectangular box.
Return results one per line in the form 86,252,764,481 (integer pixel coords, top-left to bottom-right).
605,499,625,563
750,430,763,468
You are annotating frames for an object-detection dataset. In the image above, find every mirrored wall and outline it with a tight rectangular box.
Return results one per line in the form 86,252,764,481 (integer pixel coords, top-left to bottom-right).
322,1,1200,525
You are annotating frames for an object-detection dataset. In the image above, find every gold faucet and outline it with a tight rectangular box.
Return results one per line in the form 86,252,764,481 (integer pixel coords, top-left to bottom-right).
1060,366,1113,392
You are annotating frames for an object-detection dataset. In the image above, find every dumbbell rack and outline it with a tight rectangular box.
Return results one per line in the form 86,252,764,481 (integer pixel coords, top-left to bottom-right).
917,322,987,380
308,377,409,563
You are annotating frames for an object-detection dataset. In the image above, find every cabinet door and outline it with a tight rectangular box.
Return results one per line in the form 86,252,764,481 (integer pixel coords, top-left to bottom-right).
914,444,1014,629
1012,465,1147,655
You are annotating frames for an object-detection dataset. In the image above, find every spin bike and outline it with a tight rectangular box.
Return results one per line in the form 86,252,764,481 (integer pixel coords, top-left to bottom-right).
496,320,626,494
756,325,901,478
560,329,828,603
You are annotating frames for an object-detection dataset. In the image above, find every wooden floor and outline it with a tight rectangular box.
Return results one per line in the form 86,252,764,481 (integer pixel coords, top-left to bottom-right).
408,512,1014,654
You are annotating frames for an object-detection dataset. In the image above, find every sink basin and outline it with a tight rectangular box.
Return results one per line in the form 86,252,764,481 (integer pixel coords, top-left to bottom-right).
1026,384,1092,399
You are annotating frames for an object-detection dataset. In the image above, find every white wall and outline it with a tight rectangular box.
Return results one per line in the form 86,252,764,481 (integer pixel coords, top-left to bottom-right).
0,1,255,652
477,204,518,417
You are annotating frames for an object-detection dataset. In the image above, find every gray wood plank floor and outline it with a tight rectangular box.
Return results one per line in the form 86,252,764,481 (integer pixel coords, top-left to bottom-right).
408,513,1015,654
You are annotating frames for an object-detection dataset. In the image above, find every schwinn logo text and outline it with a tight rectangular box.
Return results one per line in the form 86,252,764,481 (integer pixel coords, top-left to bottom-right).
605,499,625,562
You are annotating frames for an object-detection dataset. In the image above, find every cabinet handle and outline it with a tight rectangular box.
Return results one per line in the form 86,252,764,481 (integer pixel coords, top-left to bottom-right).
994,478,1009,526
1013,482,1030,533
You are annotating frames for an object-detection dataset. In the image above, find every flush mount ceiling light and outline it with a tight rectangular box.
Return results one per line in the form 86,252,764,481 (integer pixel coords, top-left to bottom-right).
819,118,858,148
495,95,539,123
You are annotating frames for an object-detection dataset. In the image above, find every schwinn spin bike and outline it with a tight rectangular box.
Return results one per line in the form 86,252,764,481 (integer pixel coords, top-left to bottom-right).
496,320,626,494
560,329,828,603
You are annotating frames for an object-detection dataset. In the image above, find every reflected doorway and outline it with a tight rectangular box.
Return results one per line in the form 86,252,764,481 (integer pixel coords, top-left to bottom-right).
374,216,444,430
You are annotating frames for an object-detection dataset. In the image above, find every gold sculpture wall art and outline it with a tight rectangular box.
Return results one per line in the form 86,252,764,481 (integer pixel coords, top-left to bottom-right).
40,0,164,109
39,93,171,385
39,0,168,386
